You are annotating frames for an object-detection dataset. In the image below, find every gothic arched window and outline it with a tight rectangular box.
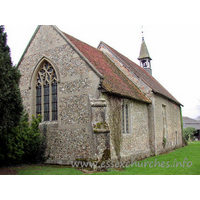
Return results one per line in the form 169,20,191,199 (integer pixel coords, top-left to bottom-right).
36,61,58,121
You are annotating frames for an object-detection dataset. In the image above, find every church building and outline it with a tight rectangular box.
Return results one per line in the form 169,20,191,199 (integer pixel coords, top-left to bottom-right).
18,25,183,164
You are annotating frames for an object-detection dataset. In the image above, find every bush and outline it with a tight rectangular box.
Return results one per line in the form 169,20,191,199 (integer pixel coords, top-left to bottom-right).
0,112,46,166
183,127,197,142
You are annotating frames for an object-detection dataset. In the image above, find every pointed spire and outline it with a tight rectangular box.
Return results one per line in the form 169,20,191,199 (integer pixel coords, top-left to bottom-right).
138,29,152,75
138,38,152,60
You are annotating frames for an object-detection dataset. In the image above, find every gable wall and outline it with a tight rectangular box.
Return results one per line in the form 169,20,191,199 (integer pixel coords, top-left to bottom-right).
18,26,101,163
99,44,152,99
154,94,182,154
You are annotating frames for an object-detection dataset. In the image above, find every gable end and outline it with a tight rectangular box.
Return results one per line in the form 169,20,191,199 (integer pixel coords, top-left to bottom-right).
17,25,104,80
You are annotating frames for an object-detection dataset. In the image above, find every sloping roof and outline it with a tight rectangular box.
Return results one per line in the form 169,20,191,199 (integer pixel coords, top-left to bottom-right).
183,117,200,129
62,32,150,103
183,117,199,123
138,40,152,60
100,42,181,105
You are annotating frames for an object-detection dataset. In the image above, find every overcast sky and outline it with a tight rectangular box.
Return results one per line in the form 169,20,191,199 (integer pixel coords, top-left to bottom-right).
3,0,200,119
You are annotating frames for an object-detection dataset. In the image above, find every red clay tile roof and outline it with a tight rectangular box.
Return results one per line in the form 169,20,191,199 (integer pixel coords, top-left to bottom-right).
62,32,150,103
100,42,181,105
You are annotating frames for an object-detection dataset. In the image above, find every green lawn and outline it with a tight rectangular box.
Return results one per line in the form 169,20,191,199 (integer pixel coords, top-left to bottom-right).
93,141,200,175
13,141,200,175
16,165,83,175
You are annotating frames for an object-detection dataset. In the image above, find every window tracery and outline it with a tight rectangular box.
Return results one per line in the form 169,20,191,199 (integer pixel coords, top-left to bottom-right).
36,61,58,121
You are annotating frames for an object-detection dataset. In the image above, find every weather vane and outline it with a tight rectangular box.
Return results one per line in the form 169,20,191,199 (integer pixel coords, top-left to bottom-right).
141,25,144,41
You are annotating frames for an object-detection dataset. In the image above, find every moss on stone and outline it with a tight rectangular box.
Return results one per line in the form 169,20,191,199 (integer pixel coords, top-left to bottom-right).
96,123,101,129
94,122,109,130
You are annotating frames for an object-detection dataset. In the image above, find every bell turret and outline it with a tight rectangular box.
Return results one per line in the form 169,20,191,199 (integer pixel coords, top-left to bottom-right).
138,36,152,75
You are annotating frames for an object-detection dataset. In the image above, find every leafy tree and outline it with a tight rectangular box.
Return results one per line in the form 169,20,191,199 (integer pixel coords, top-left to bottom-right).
183,127,197,142
0,25,23,135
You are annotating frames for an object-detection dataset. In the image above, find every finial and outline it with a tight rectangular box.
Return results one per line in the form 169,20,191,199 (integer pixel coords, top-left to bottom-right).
141,26,144,41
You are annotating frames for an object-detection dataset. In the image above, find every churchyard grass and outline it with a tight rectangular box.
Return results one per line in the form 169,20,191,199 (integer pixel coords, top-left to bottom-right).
16,165,84,175
93,141,200,175
5,141,200,175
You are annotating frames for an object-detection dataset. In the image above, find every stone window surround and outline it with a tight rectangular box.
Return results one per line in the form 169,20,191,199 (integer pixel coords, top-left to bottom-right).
30,56,60,122
122,99,131,134
162,104,168,138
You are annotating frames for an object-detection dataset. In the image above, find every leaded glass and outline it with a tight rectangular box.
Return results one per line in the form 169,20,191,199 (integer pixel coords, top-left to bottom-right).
36,61,58,121
44,112,49,121
125,104,129,133
122,102,129,134
44,83,49,121
122,104,125,133
36,84,42,117
52,82,57,121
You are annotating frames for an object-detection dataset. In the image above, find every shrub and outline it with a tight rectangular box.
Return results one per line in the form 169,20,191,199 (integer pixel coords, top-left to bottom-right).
183,127,197,142
21,114,45,164
163,136,167,148
0,112,46,166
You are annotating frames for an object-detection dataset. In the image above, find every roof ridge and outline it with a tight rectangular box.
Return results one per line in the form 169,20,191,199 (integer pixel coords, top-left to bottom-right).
59,30,104,79
62,32,150,103
63,32,101,53
100,42,181,105
100,41,153,75
100,41,151,77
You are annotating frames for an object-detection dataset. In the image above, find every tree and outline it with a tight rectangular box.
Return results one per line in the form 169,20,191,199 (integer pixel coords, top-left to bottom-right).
183,127,196,142
0,25,23,135
0,27,46,165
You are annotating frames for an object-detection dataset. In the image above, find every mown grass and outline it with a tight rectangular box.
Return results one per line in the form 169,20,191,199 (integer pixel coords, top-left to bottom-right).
16,165,83,175
13,141,200,175
93,141,200,175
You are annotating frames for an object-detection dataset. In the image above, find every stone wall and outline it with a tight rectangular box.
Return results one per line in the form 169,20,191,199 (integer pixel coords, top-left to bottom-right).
90,98,110,160
18,25,183,165
154,94,182,154
104,94,151,162
18,25,101,163
120,99,151,161
99,42,183,159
